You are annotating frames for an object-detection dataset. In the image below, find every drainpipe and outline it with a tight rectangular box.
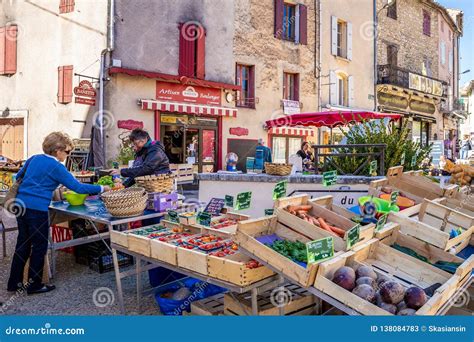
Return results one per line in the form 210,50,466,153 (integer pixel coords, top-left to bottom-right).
373,0,377,112
98,0,115,166
316,0,322,143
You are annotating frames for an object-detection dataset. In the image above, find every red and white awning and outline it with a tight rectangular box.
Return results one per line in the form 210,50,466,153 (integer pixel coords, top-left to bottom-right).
269,127,316,137
140,99,237,118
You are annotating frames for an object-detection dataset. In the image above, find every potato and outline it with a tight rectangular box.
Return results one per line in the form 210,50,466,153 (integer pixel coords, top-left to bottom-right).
453,165,463,174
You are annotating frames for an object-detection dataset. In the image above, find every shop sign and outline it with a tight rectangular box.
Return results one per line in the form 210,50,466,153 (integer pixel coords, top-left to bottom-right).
409,100,436,114
229,127,249,136
235,191,252,211
409,73,443,97
306,237,334,263
117,120,143,130
161,115,189,124
322,170,337,187
224,195,234,208
75,97,96,106
282,99,300,115
346,224,360,250
156,82,221,106
74,80,96,98
272,180,287,200
204,198,225,216
377,92,408,110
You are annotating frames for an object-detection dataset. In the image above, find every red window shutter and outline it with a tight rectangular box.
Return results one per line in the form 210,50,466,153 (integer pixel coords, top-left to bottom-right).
299,4,307,45
178,23,196,77
0,27,5,74
249,66,255,107
5,25,17,75
58,65,73,104
196,25,206,79
294,74,300,101
274,0,283,39
59,0,75,13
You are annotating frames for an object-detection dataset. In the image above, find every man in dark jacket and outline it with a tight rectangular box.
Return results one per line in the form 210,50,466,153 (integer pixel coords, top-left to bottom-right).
113,129,170,187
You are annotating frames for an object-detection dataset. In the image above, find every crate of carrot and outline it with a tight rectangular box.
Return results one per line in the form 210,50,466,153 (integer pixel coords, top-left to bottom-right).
274,194,375,251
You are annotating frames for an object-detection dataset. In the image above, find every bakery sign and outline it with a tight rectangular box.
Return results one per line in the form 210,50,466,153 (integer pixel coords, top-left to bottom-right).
74,80,97,106
156,81,221,106
409,73,444,97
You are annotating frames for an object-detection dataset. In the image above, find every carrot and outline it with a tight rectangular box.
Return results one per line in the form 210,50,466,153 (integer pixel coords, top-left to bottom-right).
287,205,312,212
317,217,337,235
297,210,309,217
328,225,346,236
289,210,297,216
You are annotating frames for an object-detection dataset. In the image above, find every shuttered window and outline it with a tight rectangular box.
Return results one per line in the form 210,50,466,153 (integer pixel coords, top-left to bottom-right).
59,0,75,14
283,72,299,101
58,65,73,104
236,64,255,108
331,17,352,60
423,10,431,36
274,1,307,45
178,22,206,78
0,25,18,75
387,0,397,20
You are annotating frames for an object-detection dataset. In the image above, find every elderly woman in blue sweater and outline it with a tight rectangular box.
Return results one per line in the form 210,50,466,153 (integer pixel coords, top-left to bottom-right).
7,132,110,295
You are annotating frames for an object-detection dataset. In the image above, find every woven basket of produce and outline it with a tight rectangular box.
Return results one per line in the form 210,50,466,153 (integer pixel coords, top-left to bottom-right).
106,197,148,217
134,174,175,193
264,162,293,176
101,187,148,217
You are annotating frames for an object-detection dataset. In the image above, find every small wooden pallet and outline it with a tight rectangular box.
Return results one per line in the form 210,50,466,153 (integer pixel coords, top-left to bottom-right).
389,199,474,252
224,284,316,316
188,294,225,316
313,238,474,315
235,214,344,287
274,194,375,251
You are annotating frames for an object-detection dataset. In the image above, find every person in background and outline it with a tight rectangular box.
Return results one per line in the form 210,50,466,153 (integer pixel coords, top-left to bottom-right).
8,132,109,295
256,138,272,163
460,134,472,160
297,142,315,171
112,129,170,187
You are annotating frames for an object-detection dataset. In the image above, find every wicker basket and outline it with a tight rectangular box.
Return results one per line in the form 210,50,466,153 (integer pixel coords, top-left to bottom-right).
101,187,148,217
264,162,293,176
134,174,175,193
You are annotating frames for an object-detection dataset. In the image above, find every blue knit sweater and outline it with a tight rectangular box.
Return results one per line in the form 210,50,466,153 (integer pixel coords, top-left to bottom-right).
16,154,102,212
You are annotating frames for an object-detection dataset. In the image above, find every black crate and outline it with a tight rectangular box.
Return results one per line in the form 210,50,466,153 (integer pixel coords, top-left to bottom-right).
88,251,134,274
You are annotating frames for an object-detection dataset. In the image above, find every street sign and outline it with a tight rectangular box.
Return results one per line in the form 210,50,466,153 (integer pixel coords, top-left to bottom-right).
273,180,287,200
323,170,337,187
235,191,252,210
307,237,334,264
346,224,361,250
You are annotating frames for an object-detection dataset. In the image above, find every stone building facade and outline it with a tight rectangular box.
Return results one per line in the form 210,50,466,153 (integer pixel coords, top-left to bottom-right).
376,0,463,158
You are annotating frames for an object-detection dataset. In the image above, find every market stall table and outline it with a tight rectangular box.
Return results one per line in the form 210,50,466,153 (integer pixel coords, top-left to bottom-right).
111,242,284,315
48,198,166,275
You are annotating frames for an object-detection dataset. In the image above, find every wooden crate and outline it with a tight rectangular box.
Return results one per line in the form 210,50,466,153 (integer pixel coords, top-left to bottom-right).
150,225,202,266
432,197,474,218
110,224,165,249
314,238,474,315
369,166,458,202
189,294,225,316
179,213,197,225
389,199,474,252
207,252,275,286
224,284,316,316
235,214,343,287
275,194,375,251
376,222,467,266
176,229,232,276
194,212,250,234
170,163,194,183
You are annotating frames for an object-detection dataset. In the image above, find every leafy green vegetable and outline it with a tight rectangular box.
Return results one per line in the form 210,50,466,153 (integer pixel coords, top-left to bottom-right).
266,239,307,263
96,176,114,187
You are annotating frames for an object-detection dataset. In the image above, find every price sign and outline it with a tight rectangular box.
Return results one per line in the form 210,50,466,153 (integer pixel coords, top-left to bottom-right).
369,160,378,176
167,210,179,223
272,181,287,200
375,213,388,232
306,237,334,264
197,211,212,227
346,224,360,250
204,198,225,216
235,191,252,211
411,155,417,167
322,170,337,187
264,209,274,216
400,152,405,166
224,195,234,208
390,191,399,207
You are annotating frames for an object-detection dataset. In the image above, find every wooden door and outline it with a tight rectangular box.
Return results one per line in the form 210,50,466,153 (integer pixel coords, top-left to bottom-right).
0,118,24,160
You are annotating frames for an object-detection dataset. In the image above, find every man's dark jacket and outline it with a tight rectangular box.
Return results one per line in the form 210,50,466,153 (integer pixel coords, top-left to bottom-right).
121,140,170,187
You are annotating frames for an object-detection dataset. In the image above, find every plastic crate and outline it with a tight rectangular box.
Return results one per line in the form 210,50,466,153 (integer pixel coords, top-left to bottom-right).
147,192,179,212
89,250,134,274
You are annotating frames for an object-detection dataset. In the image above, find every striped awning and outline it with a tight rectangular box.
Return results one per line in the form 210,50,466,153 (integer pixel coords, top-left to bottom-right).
140,99,237,118
269,127,316,137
